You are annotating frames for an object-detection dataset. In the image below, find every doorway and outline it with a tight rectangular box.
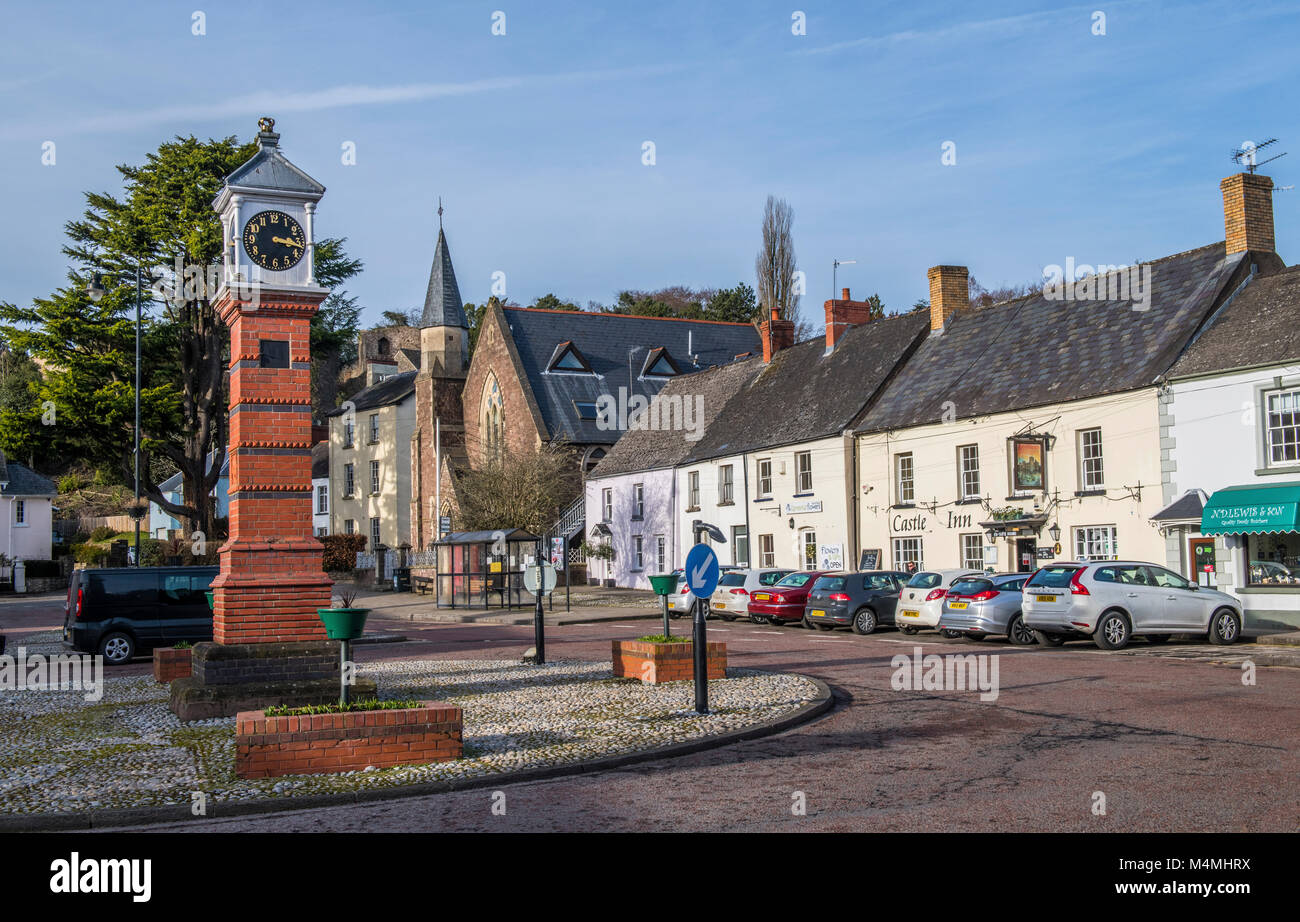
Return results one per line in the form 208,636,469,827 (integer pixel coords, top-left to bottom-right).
1189,537,1216,587
1015,538,1037,572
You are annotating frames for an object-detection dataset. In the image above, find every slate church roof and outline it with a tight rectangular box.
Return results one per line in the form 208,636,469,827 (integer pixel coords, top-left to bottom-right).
497,307,762,446
682,311,930,464
855,243,1259,434
421,228,467,329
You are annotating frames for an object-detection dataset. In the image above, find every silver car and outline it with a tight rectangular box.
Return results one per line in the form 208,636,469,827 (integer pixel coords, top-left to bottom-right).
896,568,985,634
937,573,1037,644
1021,560,1245,650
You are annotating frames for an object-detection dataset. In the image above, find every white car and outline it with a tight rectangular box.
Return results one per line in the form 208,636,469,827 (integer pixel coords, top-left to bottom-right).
709,568,795,621
896,568,985,634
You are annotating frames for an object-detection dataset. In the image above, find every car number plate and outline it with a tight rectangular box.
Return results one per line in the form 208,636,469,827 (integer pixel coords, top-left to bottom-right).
1036,594,1055,603
754,593,770,601
948,601,968,609
901,609,919,618
810,609,825,617
713,602,727,609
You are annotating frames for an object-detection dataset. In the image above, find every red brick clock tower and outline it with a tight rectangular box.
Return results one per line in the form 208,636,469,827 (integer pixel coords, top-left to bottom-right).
171,118,375,719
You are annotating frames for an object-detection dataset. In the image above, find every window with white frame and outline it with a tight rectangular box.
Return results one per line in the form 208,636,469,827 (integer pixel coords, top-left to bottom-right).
893,536,923,572
602,488,612,522
344,519,355,534
895,453,915,504
315,526,328,537
719,465,734,504
368,413,379,444
960,534,985,570
633,535,644,570
1074,525,1118,561
1265,388,1300,465
732,525,749,567
756,458,772,498
316,485,328,514
1078,428,1104,488
343,463,355,496
343,419,354,448
370,460,380,494
15,500,26,524
958,444,980,499
796,452,813,493
802,530,817,568
370,516,381,551
688,471,700,509
655,535,666,572
759,534,775,567
632,483,644,518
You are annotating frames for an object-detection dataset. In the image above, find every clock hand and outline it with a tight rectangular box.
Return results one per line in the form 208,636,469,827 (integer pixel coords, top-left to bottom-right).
271,236,303,249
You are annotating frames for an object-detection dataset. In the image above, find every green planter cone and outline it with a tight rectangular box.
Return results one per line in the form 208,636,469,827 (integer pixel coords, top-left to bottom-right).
317,608,370,640
205,591,215,611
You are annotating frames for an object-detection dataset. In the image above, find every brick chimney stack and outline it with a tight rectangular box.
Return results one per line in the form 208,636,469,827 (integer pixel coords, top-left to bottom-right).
824,287,874,350
1221,173,1275,255
927,265,969,332
760,306,795,362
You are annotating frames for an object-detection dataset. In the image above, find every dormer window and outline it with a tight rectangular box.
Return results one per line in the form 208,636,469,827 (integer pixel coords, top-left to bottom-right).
547,341,593,374
641,346,679,378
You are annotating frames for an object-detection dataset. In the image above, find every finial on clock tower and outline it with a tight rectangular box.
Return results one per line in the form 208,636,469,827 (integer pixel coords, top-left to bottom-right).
437,196,444,230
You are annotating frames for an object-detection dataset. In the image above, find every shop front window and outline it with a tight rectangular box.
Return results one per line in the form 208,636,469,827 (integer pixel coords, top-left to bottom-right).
1246,532,1300,585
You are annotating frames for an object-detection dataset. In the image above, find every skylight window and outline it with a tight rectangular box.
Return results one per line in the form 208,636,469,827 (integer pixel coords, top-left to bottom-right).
574,401,599,421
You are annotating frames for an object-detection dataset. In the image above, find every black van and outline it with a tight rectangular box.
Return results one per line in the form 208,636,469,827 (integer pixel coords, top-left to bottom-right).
63,566,219,665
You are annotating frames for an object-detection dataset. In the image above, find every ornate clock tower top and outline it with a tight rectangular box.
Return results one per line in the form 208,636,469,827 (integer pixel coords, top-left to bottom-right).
214,117,326,292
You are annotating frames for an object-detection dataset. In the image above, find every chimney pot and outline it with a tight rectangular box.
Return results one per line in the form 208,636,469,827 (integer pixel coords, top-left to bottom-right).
824,288,873,350
841,288,851,300
761,307,795,362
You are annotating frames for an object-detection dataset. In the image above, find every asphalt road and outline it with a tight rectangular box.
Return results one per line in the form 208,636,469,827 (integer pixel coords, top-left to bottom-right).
34,602,1285,834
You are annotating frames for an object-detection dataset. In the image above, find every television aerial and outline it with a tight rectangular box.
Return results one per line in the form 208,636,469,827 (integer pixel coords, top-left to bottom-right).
1232,138,1287,173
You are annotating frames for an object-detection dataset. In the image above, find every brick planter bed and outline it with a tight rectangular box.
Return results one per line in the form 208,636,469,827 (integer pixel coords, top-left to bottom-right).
153,648,193,684
612,640,726,684
235,701,463,778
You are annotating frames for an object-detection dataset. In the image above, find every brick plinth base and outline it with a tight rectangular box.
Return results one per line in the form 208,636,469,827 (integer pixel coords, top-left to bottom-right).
612,640,727,684
211,540,332,645
153,647,193,684
168,640,377,721
235,701,463,778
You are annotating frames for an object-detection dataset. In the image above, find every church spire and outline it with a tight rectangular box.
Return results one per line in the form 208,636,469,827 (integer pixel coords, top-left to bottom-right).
421,204,466,329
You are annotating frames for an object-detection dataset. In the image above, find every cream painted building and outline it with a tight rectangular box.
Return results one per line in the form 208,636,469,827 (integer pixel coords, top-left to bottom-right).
327,371,416,551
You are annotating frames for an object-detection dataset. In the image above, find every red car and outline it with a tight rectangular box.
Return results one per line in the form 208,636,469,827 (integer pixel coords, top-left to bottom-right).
746,570,834,625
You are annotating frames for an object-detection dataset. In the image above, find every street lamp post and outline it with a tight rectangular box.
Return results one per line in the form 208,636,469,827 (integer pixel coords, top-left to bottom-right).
88,267,143,567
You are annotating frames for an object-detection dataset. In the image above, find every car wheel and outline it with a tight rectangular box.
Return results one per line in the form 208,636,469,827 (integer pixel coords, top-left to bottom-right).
1093,611,1132,650
898,625,919,635
939,629,963,639
1032,630,1065,647
851,607,878,635
966,631,987,641
1007,613,1037,646
99,631,135,665
1208,609,1241,645
1145,634,1171,645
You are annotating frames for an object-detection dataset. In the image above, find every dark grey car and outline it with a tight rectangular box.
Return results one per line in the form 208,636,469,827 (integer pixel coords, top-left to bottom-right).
937,573,1037,644
803,570,911,634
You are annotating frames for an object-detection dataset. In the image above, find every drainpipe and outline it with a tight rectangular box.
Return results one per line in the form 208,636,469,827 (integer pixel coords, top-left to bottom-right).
848,431,859,570
742,453,751,567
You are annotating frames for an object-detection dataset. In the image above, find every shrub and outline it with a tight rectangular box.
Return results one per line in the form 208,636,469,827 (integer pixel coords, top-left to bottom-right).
89,526,117,542
72,543,108,567
21,559,62,578
264,698,424,717
320,533,367,572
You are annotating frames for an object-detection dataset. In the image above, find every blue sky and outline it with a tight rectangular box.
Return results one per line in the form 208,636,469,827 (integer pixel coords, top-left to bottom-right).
1,0,1297,329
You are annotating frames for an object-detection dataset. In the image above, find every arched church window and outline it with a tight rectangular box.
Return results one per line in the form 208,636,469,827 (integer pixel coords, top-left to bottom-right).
482,374,505,463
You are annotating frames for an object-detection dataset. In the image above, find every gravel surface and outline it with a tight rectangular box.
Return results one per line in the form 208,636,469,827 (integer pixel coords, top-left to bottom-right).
0,635,818,816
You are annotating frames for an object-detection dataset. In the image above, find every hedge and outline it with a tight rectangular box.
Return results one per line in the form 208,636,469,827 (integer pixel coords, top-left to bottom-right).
320,533,367,572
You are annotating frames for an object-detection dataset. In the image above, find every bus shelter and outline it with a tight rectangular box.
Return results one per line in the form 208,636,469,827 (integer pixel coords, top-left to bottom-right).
434,529,539,609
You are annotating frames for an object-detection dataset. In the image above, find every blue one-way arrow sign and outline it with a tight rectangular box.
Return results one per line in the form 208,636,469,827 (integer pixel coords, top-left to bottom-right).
684,543,720,598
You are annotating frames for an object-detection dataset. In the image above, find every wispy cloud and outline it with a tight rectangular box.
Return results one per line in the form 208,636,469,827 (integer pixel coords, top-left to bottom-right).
3,64,683,140
792,9,1062,57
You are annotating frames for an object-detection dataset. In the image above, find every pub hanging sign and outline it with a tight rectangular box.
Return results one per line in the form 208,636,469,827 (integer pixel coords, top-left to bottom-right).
1010,436,1048,493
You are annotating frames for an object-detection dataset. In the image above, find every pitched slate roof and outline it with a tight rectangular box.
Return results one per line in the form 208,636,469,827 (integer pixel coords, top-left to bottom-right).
1166,264,1300,379
588,358,762,479
683,311,930,463
420,229,467,329
311,442,330,480
0,461,56,497
326,371,417,415
1151,489,1208,523
855,243,1250,433
499,307,762,445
